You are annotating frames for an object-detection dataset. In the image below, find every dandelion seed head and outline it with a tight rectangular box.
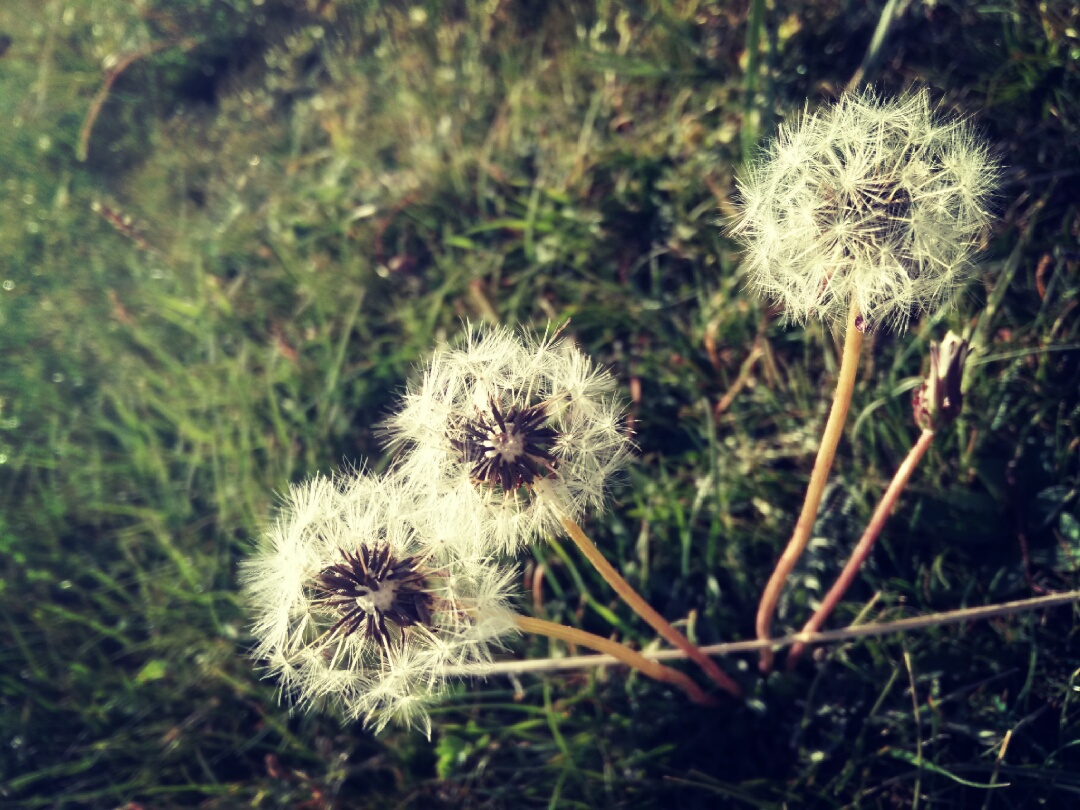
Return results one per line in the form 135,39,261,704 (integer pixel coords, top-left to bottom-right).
387,324,632,552
242,472,518,736
732,88,999,330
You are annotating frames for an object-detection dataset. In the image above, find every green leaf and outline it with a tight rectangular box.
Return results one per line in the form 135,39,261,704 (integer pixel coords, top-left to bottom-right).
888,749,1010,789
134,659,169,685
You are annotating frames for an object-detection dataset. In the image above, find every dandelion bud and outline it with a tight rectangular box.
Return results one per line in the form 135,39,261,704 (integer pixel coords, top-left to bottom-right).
913,331,969,431
732,89,998,330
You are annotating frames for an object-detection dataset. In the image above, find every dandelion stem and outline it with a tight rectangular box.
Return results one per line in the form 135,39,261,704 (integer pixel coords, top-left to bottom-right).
537,481,741,698
513,615,716,705
755,303,864,672
787,428,935,668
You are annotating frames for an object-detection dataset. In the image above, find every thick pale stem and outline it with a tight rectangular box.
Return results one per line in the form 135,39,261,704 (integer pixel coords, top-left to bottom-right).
513,615,716,705
787,428,935,668
545,496,741,698
755,304,864,672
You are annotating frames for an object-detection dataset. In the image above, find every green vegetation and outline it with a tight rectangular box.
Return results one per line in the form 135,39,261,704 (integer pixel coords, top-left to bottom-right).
1,1,1077,806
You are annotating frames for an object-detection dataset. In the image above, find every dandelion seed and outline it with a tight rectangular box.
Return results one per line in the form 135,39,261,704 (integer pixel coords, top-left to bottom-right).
312,544,434,652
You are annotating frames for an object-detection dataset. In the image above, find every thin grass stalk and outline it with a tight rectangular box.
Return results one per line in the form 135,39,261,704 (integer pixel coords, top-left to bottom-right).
740,0,768,161
454,590,1080,677
786,428,935,668
755,303,864,671
513,615,715,705
845,0,913,92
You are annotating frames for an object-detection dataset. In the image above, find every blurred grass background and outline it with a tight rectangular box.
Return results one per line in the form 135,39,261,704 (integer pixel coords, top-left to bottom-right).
1,0,1078,806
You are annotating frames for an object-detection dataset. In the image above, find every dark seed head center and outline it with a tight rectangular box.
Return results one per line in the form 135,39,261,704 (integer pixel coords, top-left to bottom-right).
314,544,434,648
452,398,560,492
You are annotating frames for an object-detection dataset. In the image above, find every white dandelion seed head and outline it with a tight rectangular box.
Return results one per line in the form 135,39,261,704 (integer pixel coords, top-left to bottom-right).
732,88,999,331
386,324,633,552
241,471,518,737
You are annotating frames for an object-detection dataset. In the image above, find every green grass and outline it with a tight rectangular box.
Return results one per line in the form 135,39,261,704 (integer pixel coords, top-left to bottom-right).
1,0,1078,806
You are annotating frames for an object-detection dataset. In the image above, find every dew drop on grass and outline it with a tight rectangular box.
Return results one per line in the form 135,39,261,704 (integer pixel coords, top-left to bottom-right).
2,280,13,290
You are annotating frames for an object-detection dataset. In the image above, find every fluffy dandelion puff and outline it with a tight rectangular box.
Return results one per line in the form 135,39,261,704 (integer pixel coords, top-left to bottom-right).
242,472,518,736
387,324,632,553
732,88,999,330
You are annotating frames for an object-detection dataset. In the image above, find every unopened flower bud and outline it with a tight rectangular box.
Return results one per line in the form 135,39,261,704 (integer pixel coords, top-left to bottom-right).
913,332,969,431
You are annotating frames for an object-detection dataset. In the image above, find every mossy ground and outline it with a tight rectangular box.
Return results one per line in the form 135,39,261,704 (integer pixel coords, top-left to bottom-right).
1,1,1078,807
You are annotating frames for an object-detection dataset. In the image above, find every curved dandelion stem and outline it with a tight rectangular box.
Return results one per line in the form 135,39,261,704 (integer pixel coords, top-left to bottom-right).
786,427,935,668
513,615,716,705
755,302,864,672
535,480,741,698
